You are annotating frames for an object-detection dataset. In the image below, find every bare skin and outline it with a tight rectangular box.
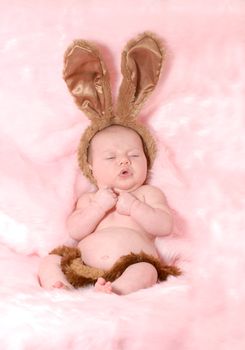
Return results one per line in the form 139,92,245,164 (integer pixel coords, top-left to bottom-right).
38,126,173,294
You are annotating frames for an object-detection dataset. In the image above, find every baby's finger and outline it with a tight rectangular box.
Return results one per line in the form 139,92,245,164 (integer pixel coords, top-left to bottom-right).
102,187,113,193
112,187,121,194
106,188,118,197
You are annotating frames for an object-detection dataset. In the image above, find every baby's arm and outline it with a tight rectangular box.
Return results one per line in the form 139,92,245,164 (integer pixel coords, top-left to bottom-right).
116,185,173,237
67,188,117,241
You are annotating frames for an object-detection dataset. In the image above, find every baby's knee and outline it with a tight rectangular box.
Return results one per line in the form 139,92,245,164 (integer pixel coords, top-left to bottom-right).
39,254,61,268
125,262,157,287
38,254,68,289
138,262,158,284
38,254,62,281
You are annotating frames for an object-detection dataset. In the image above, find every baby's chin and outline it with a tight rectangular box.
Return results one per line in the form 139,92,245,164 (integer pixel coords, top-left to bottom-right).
97,180,144,193
113,183,141,193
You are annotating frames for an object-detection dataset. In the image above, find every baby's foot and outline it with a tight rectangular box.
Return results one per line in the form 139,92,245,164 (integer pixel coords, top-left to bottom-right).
94,277,112,294
52,281,70,290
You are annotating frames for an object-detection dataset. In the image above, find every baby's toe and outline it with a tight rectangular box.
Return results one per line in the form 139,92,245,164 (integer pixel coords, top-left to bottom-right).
97,277,106,285
53,281,65,289
105,281,112,293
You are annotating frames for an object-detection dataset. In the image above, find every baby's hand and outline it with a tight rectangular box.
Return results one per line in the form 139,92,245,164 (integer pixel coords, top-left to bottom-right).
116,192,138,216
94,188,118,212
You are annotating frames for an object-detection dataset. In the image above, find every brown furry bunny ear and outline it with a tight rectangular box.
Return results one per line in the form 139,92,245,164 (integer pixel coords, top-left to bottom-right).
115,32,164,120
63,40,113,121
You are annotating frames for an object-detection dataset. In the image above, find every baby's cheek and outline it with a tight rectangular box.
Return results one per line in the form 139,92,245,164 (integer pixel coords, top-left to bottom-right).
93,165,112,185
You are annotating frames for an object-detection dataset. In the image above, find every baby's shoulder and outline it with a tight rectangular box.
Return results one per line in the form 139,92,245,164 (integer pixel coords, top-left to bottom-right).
76,191,94,209
137,185,170,210
137,184,164,196
135,184,166,202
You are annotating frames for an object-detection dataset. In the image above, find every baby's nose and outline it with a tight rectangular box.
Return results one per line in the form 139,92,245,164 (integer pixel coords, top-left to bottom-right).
119,156,130,165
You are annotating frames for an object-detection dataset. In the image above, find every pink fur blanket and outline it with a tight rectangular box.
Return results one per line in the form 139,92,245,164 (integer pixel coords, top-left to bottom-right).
0,1,244,348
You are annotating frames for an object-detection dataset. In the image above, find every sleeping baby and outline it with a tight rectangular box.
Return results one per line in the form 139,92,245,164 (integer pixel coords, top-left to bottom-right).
38,33,181,295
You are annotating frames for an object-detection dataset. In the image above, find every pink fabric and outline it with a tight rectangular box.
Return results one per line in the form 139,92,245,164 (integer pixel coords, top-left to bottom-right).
0,0,244,348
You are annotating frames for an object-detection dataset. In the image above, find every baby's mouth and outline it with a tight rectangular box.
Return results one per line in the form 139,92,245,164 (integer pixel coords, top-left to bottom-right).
119,168,132,177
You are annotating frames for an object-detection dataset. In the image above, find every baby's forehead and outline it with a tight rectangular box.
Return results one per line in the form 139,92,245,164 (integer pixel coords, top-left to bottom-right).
87,125,149,164
91,126,142,146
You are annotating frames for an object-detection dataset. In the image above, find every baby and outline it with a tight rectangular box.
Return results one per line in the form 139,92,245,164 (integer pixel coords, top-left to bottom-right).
38,125,174,295
39,32,180,295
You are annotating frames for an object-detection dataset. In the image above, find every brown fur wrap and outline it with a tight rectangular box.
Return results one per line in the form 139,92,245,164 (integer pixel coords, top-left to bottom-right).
50,246,181,289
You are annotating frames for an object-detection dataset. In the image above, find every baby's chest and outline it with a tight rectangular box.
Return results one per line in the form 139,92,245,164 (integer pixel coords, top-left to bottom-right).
96,209,141,230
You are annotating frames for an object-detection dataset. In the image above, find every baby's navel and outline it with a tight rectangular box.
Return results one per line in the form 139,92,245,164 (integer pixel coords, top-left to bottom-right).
101,255,110,260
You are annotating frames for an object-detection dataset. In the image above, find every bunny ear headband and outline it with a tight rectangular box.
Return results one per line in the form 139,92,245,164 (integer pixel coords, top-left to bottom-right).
63,32,164,183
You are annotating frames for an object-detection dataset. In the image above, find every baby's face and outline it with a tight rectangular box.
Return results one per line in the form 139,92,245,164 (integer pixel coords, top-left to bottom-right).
88,126,147,192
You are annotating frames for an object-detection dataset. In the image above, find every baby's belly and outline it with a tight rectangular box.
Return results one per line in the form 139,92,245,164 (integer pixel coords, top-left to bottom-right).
78,227,158,270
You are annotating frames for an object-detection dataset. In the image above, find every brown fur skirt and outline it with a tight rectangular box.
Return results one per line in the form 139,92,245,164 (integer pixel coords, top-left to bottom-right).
50,245,181,289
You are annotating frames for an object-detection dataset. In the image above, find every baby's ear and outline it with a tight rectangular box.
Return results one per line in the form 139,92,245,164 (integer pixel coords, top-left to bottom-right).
63,40,113,121
116,32,164,120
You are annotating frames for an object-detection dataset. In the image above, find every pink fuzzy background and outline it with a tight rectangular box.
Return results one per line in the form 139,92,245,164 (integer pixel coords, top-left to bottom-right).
0,0,245,349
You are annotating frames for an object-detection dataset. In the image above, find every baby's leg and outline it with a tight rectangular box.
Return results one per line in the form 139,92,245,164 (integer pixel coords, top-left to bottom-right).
38,254,73,289
95,262,158,295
